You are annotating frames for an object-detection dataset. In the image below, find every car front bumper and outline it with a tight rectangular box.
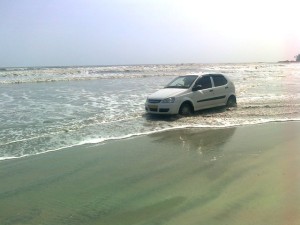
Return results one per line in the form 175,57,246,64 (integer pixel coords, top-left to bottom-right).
145,102,179,115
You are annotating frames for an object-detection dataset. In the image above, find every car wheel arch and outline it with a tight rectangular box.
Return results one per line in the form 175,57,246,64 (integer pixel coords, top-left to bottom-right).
178,100,194,115
226,95,237,107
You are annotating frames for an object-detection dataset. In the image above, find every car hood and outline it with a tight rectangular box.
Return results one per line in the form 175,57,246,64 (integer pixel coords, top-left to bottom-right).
148,88,188,99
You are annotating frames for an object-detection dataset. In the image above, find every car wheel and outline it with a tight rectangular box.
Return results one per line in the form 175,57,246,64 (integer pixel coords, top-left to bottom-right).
226,96,237,107
179,102,193,116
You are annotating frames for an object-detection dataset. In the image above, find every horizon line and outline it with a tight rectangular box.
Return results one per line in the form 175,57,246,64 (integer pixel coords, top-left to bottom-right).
0,61,288,69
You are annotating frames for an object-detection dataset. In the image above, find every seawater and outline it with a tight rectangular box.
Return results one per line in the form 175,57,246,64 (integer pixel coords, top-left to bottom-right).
0,63,300,160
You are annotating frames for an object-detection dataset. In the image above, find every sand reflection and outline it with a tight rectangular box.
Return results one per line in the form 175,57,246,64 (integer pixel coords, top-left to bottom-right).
150,127,236,158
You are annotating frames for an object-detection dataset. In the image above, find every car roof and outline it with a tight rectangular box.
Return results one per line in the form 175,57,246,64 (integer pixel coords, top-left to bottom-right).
183,73,227,77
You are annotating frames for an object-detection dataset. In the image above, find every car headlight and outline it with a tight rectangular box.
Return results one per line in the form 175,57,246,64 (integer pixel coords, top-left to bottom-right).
161,97,175,103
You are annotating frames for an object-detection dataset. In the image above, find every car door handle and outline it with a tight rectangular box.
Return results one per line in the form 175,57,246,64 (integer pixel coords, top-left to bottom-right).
209,90,213,92
225,86,228,89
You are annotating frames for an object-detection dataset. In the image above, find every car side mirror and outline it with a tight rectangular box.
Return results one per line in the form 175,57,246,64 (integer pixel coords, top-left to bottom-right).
192,85,202,91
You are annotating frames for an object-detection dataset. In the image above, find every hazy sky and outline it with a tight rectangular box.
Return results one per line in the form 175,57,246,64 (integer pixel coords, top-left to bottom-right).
1,0,299,67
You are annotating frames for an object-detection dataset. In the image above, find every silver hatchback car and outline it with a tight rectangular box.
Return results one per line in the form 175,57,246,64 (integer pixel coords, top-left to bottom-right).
145,73,236,115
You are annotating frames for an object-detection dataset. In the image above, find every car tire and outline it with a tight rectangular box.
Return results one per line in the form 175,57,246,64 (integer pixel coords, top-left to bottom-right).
179,102,193,116
226,96,237,107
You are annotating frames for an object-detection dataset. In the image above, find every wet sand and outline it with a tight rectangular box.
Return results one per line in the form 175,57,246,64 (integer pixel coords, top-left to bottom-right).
0,122,300,225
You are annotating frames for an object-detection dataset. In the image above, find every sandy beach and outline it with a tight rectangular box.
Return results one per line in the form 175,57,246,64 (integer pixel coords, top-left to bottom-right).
1,121,300,225
2,1,300,224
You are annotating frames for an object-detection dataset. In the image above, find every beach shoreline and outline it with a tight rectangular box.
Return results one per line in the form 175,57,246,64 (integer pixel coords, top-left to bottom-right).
1,121,300,225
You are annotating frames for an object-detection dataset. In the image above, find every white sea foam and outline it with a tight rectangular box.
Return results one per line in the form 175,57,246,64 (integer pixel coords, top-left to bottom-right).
0,62,299,160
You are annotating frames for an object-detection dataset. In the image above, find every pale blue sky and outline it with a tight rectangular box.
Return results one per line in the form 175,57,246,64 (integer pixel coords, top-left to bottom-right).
1,0,299,67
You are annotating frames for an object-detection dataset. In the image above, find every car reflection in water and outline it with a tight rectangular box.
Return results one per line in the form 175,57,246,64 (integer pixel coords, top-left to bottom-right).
149,127,236,162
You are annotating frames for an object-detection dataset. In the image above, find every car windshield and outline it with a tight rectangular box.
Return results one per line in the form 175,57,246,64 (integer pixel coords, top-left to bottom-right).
165,75,198,89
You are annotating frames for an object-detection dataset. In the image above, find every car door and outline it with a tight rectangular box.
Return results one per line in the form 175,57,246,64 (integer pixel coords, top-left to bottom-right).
211,74,229,106
192,75,214,110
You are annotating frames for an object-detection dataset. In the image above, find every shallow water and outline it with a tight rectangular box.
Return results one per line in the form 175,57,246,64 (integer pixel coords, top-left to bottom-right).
0,122,299,225
0,63,300,159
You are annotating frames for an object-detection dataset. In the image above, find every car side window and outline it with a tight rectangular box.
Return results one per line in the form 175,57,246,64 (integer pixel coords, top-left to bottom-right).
212,75,228,87
195,76,212,90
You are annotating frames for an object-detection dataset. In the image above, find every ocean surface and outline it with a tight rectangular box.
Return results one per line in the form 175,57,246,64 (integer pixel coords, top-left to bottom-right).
0,63,299,160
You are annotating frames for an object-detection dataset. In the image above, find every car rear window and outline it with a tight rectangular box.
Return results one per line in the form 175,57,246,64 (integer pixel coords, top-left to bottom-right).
212,75,228,87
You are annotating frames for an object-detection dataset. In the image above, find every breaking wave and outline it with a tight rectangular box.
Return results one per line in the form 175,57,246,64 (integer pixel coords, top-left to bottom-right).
0,62,299,160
